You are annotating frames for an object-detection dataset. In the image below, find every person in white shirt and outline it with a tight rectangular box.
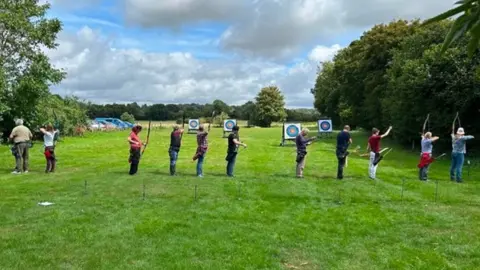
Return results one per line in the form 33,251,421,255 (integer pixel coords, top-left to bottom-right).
40,124,58,173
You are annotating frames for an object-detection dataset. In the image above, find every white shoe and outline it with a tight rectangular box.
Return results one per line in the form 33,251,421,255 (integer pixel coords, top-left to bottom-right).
24,171,29,174
11,171,21,174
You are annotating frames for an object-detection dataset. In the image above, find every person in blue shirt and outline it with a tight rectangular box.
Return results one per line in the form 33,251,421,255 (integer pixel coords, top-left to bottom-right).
336,125,352,180
450,127,474,183
295,128,316,178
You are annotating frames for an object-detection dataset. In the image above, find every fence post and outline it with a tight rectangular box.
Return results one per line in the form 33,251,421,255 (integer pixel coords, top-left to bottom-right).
84,179,88,195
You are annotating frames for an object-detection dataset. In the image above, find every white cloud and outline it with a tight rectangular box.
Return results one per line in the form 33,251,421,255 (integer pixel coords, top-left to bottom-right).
46,27,341,107
308,44,343,62
124,0,246,28
123,0,455,58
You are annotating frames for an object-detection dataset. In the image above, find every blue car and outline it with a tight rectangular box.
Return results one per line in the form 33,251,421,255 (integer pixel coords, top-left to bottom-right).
94,118,134,129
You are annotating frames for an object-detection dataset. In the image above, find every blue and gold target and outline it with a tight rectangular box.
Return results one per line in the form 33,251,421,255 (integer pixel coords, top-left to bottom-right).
318,119,332,132
189,119,199,130
284,123,301,139
223,119,237,131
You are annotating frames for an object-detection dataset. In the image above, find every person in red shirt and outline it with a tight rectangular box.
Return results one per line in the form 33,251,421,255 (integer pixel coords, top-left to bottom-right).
127,125,145,175
367,126,392,180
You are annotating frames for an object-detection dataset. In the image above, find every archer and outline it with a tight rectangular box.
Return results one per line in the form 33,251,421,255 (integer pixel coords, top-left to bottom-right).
450,113,475,183
295,128,316,178
127,125,146,175
367,126,392,180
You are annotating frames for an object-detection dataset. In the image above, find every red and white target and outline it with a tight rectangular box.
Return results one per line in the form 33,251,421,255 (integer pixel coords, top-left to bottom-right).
223,119,237,131
318,119,332,132
189,119,199,130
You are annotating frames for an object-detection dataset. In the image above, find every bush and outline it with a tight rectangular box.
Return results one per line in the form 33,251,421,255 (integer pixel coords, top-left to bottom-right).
120,112,135,123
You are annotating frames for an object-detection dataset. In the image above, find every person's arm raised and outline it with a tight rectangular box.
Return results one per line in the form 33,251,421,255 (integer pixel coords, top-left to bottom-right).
381,126,393,138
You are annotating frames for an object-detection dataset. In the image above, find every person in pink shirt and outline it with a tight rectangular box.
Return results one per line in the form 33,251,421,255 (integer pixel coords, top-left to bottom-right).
127,125,145,175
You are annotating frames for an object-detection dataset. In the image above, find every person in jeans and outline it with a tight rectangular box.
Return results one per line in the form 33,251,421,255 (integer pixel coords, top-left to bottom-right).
367,126,392,180
336,125,352,180
127,125,144,175
295,128,316,178
192,125,208,177
450,127,474,182
418,132,439,181
9,119,33,174
39,124,59,173
169,125,184,176
226,126,246,177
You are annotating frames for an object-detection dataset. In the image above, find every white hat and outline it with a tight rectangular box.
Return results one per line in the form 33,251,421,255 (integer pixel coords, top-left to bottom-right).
457,127,465,135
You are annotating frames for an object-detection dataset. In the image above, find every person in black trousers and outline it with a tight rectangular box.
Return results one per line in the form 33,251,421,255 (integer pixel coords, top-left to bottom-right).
336,125,352,180
127,125,144,175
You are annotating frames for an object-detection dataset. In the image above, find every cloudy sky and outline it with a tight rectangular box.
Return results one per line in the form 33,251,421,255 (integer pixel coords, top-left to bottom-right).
42,0,454,107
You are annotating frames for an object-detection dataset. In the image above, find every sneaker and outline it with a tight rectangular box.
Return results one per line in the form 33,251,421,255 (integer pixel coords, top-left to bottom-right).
11,171,21,174
197,174,203,178
24,171,28,174
456,180,463,183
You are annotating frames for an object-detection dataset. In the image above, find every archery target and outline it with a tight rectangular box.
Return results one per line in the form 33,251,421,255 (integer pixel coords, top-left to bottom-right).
284,123,301,139
189,119,199,130
318,119,332,132
223,119,237,131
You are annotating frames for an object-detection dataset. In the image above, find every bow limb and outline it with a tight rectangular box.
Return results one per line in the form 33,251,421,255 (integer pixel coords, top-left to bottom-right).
452,112,459,134
142,120,152,155
208,111,215,132
421,114,430,136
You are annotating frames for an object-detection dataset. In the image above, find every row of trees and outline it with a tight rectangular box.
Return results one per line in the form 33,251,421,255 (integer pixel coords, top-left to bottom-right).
85,86,319,126
312,19,480,151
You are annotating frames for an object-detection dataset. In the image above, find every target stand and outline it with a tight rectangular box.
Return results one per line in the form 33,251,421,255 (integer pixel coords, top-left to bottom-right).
223,119,237,138
317,119,333,138
280,123,301,146
188,119,200,134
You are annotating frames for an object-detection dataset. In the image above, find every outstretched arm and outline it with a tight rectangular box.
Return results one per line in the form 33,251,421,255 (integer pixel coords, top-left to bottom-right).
233,138,247,147
461,135,475,141
381,126,393,138
431,136,440,142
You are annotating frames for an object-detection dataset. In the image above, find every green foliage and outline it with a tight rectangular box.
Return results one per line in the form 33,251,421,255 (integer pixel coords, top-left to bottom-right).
214,112,230,127
312,20,480,152
254,86,287,127
35,95,89,136
0,0,65,139
120,112,135,124
424,0,480,57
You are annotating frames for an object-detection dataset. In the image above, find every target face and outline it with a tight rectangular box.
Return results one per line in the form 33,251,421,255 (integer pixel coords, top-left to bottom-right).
223,119,237,131
189,119,199,130
318,119,332,132
284,123,301,139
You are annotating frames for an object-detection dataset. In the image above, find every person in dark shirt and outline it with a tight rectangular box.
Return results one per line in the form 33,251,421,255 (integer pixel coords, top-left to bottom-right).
192,125,208,177
295,128,316,178
226,125,246,177
336,125,352,180
367,126,392,180
169,124,184,176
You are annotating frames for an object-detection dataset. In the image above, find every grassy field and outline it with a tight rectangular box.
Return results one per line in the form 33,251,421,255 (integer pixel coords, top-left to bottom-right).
1,127,479,269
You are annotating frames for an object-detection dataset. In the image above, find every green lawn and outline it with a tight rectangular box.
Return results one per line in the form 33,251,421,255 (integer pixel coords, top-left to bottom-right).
1,127,479,269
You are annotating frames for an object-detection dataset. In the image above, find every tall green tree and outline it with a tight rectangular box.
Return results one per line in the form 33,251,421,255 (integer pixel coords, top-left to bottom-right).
0,0,65,138
254,86,286,127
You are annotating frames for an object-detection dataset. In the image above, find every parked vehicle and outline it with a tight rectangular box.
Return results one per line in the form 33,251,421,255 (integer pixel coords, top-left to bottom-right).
94,118,133,129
